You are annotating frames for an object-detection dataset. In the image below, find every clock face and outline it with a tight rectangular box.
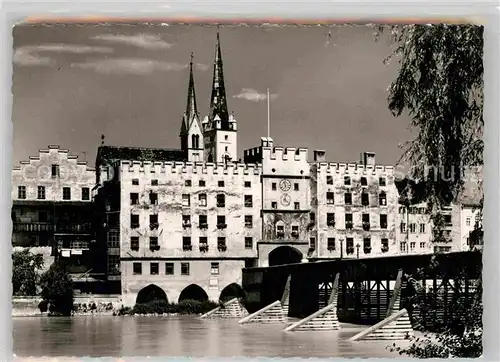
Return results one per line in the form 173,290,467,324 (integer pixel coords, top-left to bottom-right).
280,193,291,206
279,179,292,192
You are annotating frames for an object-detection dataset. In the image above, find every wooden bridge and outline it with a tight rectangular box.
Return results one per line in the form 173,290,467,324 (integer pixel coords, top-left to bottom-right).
242,251,482,332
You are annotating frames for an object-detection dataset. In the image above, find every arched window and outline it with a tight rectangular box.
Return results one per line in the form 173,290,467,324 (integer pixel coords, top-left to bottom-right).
191,134,196,149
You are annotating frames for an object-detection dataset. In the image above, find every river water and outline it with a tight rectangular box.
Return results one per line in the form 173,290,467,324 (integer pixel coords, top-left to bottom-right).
13,316,406,358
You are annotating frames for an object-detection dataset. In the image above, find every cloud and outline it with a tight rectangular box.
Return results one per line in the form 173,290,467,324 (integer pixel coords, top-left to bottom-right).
13,43,114,67
194,62,209,71
91,34,173,50
232,88,278,102
70,58,189,75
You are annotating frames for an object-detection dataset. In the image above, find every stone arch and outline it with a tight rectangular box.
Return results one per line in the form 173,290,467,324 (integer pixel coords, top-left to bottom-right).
136,284,168,304
219,283,246,303
269,246,303,266
178,284,209,302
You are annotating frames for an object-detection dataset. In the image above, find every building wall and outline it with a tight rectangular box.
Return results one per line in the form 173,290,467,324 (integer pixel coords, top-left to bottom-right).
460,205,481,251
396,203,434,255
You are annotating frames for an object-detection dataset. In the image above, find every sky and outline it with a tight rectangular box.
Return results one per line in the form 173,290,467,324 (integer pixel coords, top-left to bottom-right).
12,23,412,166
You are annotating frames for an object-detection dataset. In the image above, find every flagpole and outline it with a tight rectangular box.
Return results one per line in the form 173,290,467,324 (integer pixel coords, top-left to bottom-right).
267,88,270,138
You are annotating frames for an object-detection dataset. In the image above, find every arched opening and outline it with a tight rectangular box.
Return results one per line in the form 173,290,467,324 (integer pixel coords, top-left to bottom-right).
136,284,168,304
268,246,303,266
178,284,209,302
219,283,246,303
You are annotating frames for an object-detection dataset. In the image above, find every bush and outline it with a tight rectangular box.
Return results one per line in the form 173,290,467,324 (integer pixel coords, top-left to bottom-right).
39,259,74,316
12,250,44,296
126,299,219,315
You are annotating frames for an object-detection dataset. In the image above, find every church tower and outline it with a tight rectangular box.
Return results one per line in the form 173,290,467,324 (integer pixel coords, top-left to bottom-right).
202,29,238,163
180,53,204,162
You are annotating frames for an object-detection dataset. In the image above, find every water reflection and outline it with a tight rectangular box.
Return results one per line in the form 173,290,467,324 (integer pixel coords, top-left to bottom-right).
13,316,404,358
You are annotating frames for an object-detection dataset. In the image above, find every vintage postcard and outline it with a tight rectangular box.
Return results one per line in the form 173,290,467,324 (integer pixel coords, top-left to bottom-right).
11,22,483,358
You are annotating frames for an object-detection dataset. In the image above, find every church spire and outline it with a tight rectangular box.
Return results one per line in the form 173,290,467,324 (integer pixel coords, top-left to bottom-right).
208,27,229,125
185,52,198,122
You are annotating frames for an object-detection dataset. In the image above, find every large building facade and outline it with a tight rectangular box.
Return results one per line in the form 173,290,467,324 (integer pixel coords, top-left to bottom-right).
12,30,482,304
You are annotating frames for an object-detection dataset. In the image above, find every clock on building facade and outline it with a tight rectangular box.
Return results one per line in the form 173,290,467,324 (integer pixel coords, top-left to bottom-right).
280,193,291,206
279,179,291,192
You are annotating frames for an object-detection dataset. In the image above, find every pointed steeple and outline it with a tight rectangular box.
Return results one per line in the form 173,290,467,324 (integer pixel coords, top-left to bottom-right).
208,27,229,126
185,52,198,123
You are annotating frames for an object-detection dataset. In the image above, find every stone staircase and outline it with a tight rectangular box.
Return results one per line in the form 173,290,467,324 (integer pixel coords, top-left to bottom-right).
349,308,414,341
200,298,249,319
239,300,286,324
284,273,340,332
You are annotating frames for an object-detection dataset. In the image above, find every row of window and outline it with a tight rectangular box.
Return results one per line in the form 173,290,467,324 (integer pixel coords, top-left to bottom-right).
129,214,256,230
132,261,222,276
313,213,389,230
399,241,428,252
400,223,428,233
327,175,386,187
313,237,391,254
130,192,254,208
131,178,255,189
18,186,90,201
325,191,387,206
128,236,254,251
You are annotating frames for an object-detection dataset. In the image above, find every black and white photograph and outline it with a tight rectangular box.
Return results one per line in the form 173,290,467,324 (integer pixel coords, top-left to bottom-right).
10,22,483,358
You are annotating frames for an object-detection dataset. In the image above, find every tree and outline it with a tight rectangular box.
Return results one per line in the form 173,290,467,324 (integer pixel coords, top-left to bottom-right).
12,249,44,296
377,24,483,357
39,259,74,316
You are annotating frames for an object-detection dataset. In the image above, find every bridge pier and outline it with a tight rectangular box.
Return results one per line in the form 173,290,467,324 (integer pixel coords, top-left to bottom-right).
200,298,249,319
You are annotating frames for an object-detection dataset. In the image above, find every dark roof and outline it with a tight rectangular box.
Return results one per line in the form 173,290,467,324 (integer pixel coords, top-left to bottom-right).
96,146,186,165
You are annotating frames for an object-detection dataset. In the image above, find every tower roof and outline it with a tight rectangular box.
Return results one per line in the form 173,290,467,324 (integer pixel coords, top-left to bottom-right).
181,53,200,135
208,28,229,125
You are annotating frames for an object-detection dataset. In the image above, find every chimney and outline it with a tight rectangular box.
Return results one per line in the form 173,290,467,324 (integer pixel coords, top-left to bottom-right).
313,150,326,162
361,152,376,166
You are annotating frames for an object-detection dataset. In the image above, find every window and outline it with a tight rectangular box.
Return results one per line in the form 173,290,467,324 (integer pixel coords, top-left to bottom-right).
294,202,300,210
245,215,253,228
444,214,452,226
150,262,159,275
63,187,71,200
131,214,139,229
182,237,192,251
381,238,389,252
149,192,158,205
294,183,299,191
181,263,190,275
131,237,139,251
399,206,405,214
346,238,354,254
133,262,142,275
199,215,208,228
225,135,228,141
420,242,426,249
51,164,59,177
326,192,334,204
379,192,387,206
466,217,471,226
244,181,251,188
400,242,407,252
380,214,388,229
151,179,158,186
410,242,416,251
182,215,191,227
185,180,192,187
326,175,333,185
165,263,174,275
327,213,335,227
409,223,417,233
271,202,278,209
199,194,207,206
344,176,351,186
379,177,386,186
344,193,352,205
420,223,426,233
132,179,139,185
217,194,226,207
362,214,370,231
310,212,316,223
211,262,219,275
276,224,285,238
130,193,139,205
309,237,316,250
150,214,159,230
218,180,225,187
363,238,371,253
245,237,253,249
182,194,190,207
149,237,158,249
37,186,46,200
400,223,406,233
327,238,336,250
245,195,253,207
291,225,299,238
361,193,369,206
81,187,90,201
272,183,277,191
217,237,226,251
360,177,367,186
345,214,353,229
107,230,120,248
18,186,26,199
217,215,226,228
199,180,206,187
